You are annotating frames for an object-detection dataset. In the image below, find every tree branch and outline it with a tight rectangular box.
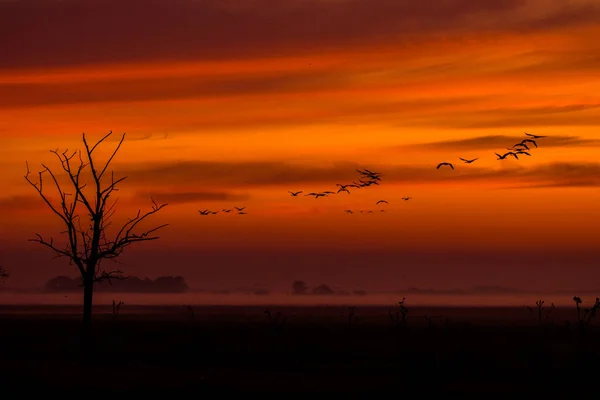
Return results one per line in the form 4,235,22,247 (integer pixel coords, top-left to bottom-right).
24,131,168,285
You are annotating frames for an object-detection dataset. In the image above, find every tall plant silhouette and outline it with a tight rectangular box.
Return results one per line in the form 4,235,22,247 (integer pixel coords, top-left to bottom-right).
24,131,168,359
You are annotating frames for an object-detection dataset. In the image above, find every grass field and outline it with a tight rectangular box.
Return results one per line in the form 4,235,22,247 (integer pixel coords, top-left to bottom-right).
1,305,599,394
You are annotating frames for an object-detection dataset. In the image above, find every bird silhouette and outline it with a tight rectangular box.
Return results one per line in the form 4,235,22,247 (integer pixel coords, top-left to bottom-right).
519,139,537,148
237,211,247,215
376,200,388,205
357,169,382,180
222,209,233,213
524,132,547,139
198,210,210,215
509,144,529,151
496,152,518,160
436,162,454,170
234,206,246,211
459,157,478,163
289,191,303,196
344,209,353,214
402,197,412,201
337,187,350,194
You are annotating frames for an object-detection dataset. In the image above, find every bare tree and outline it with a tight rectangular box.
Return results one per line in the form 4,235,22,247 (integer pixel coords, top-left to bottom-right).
24,131,168,352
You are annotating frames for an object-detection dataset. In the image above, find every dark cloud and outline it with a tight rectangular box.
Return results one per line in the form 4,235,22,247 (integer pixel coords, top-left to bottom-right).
393,103,600,129
0,70,348,108
109,133,170,142
132,191,250,204
401,134,600,151
517,2,600,32
404,285,528,295
503,180,600,189
1,0,591,69
0,195,43,210
115,159,600,189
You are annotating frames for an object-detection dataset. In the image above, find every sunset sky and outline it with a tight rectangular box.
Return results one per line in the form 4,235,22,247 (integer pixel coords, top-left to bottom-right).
1,0,600,293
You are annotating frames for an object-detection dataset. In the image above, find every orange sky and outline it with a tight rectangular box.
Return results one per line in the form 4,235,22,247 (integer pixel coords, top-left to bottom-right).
1,0,600,292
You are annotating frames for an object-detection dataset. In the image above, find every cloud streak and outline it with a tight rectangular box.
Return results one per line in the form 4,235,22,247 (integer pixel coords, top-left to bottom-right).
0,195,43,211
0,69,349,108
132,191,250,204
1,0,598,69
401,135,600,151
115,159,600,189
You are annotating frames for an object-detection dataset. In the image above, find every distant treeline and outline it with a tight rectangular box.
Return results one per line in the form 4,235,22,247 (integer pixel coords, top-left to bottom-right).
44,275,189,293
292,280,367,296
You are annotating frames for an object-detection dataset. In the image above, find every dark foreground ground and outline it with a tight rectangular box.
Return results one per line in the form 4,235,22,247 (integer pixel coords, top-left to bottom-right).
1,305,599,395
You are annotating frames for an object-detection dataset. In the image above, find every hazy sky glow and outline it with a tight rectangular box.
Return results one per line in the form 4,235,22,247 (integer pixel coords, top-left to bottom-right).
1,0,600,293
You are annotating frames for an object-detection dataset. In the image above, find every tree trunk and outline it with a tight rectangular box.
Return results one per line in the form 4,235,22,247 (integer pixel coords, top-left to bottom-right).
81,272,95,365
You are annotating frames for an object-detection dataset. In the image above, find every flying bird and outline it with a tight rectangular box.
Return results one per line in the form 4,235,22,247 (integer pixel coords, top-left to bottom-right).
496,152,518,160
344,209,353,214
237,211,247,215
198,210,210,215
222,209,233,213
402,197,412,201
336,184,352,193
363,168,381,176
519,139,538,148
289,191,303,196
509,143,529,151
459,157,478,164
524,132,547,139
234,206,246,211
357,168,382,180
376,200,388,205
436,162,454,170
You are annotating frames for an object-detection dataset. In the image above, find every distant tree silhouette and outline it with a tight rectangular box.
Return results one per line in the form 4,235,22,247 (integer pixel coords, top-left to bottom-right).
0,265,8,281
24,131,168,361
292,280,308,295
44,275,189,293
312,284,334,295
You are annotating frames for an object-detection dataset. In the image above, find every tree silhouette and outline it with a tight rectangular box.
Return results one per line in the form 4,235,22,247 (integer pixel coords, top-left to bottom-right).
292,280,308,295
0,265,8,281
24,131,168,359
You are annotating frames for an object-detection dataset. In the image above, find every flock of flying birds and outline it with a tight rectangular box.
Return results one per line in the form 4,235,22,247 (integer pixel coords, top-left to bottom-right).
287,168,411,215
435,132,547,170
198,206,247,216
199,131,548,217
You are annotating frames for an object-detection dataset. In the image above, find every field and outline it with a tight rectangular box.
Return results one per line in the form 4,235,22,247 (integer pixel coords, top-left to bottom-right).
1,305,599,394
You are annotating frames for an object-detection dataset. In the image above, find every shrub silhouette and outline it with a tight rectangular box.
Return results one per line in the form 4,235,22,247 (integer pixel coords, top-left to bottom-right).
112,300,124,322
292,280,308,295
389,297,409,329
0,266,8,282
573,296,600,337
524,300,555,326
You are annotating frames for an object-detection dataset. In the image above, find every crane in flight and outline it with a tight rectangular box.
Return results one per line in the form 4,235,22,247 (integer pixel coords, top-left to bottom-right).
436,162,454,170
